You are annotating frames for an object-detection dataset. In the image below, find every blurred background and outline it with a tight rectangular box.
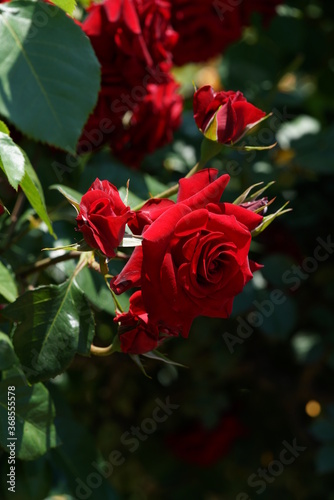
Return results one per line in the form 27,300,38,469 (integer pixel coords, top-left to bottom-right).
1,0,334,499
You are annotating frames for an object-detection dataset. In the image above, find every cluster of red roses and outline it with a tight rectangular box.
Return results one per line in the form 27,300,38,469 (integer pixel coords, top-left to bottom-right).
77,166,265,355
79,0,182,167
79,0,280,166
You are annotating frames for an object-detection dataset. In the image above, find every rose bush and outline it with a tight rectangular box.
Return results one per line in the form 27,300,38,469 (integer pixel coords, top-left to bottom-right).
76,178,133,257
193,85,266,144
112,169,263,338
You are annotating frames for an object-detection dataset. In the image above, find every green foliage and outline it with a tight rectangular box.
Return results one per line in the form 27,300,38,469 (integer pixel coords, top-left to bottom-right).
3,272,95,383
50,0,77,16
0,1,100,151
0,333,59,460
0,120,9,135
20,151,55,237
0,131,25,189
0,261,17,303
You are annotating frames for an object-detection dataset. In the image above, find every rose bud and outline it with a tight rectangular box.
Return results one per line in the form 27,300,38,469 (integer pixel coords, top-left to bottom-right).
76,178,133,258
193,85,266,144
240,197,269,214
114,291,160,354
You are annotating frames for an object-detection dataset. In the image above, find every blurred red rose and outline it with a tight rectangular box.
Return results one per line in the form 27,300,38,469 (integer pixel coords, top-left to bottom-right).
83,0,177,69
170,0,280,66
76,178,133,257
111,80,183,167
112,169,262,337
166,413,247,466
193,85,266,144
80,0,182,166
171,0,242,66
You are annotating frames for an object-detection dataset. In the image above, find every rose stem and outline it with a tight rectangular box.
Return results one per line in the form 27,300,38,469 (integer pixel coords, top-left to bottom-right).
16,251,82,278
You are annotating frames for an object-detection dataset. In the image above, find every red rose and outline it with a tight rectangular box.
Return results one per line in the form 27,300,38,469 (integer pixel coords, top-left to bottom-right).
166,413,247,466
0,205,4,216
114,291,160,354
129,198,175,235
171,0,242,66
83,0,177,69
193,85,266,144
111,80,183,167
76,178,133,257
112,169,262,336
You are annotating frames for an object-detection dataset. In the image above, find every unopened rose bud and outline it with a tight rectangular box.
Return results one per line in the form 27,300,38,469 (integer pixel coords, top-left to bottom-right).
240,197,269,214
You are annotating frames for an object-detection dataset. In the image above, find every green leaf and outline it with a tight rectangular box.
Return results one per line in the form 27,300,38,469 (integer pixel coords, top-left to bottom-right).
0,261,18,302
20,151,55,237
50,0,76,16
0,1,100,152
3,277,95,384
0,331,18,370
0,334,59,460
50,183,82,212
0,369,59,460
0,130,25,189
0,120,9,135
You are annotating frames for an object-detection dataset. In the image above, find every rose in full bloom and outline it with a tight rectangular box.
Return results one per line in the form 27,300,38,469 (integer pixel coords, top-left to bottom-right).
193,85,266,144
112,169,263,336
76,178,133,257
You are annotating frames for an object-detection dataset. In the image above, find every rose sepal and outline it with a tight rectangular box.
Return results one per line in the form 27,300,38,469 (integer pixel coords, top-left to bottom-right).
233,181,276,205
251,202,292,237
142,349,187,368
